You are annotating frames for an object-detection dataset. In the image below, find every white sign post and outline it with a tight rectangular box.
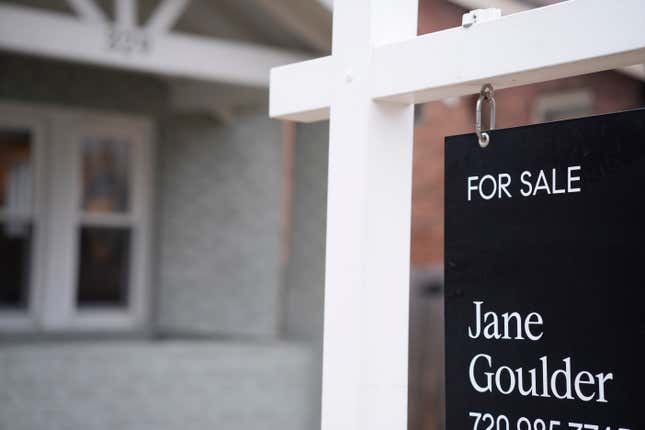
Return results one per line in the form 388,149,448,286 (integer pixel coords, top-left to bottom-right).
269,1,645,429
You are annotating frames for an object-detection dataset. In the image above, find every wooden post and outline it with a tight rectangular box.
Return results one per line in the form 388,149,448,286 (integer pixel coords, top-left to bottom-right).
320,1,417,429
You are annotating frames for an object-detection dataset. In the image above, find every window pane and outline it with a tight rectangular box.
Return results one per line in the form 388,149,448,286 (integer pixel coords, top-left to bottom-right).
0,221,32,309
82,137,131,213
77,226,130,308
0,129,32,213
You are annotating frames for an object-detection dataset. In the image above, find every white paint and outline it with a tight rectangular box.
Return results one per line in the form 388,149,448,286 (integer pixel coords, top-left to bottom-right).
372,0,645,103
115,0,136,28
315,1,417,429
269,0,645,427
0,4,308,88
450,0,645,82
272,0,645,122
66,0,107,23
145,0,190,33
462,8,501,27
270,56,334,122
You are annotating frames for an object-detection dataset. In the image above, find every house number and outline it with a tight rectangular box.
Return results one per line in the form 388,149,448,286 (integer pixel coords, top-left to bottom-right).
108,28,150,55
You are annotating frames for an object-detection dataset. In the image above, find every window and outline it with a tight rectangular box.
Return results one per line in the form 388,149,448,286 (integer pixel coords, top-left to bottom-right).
532,90,594,123
77,136,133,308
0,127,37,311
0,103,152,332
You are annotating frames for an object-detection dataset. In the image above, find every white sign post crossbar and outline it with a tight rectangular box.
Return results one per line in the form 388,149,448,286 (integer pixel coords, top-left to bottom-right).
269,1,645,429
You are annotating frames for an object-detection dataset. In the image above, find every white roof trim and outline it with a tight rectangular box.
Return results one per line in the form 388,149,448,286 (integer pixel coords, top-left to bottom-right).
0,4,309,88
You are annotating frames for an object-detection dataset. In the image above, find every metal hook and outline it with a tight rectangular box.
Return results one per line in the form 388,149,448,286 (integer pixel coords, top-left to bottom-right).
475,84,496,148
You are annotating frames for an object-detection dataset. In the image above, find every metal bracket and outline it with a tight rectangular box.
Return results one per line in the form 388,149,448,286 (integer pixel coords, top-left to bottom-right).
462,8,502,28
475,84,496,148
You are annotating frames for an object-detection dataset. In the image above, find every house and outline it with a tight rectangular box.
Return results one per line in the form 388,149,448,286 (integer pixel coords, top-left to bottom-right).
0,1,330,429
0,1,643,430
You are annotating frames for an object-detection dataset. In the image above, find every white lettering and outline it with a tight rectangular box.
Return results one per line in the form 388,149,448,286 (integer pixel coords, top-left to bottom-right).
568,165,582,192
468,166,582,200
499,173,512,198
533,170,551,195
524,312,544,341
520,171,532,196
469,354,493,393
574,371,596,402
552,168,566,194
468,355,613,403
468,301,483,339
479,174,497,200
467,176,478,201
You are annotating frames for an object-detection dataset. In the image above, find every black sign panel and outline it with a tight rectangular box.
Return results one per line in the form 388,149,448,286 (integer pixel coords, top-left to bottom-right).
445,109,645,430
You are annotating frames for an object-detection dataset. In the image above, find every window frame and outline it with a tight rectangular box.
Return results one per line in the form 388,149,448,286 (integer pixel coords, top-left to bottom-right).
532,90,594,123
0,109,47,331
0,102,154,333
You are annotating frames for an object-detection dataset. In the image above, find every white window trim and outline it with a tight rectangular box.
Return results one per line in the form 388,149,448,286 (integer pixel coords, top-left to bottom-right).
532,90,594,123
0,101,154,333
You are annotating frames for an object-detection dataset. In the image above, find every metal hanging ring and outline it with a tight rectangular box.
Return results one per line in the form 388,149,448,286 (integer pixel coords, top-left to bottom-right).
475,84,496,148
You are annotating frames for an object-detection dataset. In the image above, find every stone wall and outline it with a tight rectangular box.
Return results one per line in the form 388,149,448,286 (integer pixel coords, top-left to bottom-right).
0,341,317,430
284,122,328,343
157,114,284,337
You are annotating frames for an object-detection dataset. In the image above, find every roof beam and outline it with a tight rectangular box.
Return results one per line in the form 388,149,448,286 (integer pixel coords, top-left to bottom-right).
115,0,136,28
0,4,308,88
66,0,107,23
145,0,190,33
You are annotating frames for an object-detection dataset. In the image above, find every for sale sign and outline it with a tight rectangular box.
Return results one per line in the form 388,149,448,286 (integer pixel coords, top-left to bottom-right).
444,109,645,430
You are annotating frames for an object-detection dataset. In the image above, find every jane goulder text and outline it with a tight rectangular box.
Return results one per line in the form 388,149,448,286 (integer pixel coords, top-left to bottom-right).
467,301,614,403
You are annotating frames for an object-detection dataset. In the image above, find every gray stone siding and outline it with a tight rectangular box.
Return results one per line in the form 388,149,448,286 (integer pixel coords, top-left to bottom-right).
284,122,328,343
0,341,317,430
283,121,330,427
0,53,167,117
157,115,284,337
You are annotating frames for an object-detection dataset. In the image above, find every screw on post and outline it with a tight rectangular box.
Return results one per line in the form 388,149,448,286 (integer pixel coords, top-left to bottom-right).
475,84,496,148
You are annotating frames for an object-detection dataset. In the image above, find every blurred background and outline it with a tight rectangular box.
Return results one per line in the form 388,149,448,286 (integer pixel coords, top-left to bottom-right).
0,1,643,429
